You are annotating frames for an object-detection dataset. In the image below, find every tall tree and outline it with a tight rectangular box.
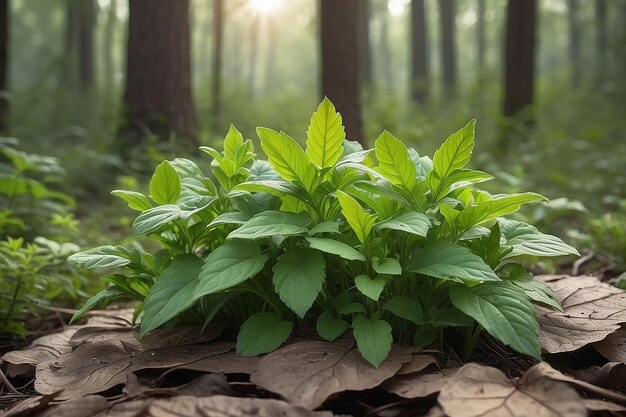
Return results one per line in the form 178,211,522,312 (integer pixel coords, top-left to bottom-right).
476,0,486,71
359,0,372,86
78,0,95,87
103,0,116,94
410,0,429,103
567,0,581,89
439,0,456,98
320,0,364,143
247,16,259,98
0,0,7,133
595,0,606,82
211,0,223,126
503,0,536,118
122,0,197,144
379,7,393,91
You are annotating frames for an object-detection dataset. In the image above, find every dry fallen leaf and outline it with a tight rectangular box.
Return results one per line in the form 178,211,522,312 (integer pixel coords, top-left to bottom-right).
381,365,458,399
0,393,61,417
569,362,626,393
535,275,626,353
594,326,626,363
396,354,439,375
583,399,626,413
37,395,108,417
250,339,415,409
437,362,586,417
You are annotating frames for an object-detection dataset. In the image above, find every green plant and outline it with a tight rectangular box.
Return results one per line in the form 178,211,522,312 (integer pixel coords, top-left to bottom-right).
70,98,578,367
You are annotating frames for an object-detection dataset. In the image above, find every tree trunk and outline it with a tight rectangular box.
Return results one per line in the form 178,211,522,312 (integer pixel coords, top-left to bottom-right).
78,0,95,88
379,9,392,91
122,0,197,144
247,16,259,98
359,0,371,86
503,0,536,118
103,0,116,94
476,0,485,71
264,19,276,94
410,0,429,103
567,0,581,89
211,0,223,126
439,0,456,98
595,0,606,83
320,0,364,144
0,0,8,133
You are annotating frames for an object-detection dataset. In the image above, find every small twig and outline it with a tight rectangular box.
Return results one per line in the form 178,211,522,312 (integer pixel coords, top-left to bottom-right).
0,361,20,395
572,251,594,276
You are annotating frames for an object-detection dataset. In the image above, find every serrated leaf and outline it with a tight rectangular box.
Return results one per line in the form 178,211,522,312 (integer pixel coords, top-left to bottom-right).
375,130,417,190
70,287,127,323
237,312,293,356
194,240,268,299
355,275,387,301
149,161,182,204
68,246,132,269
305,236,365,261
407,241,499,283
258,127,316,190
111,190,152,211
228,210,311,240
499,218,579,259
336,190,377,244
352,315,393,368
316,311,350,341
305,97,345,168
140,254,203,336
373,257,402,275
450,282,541,358
374,210,431,237
383,296,424,324
432,120,475,179
273,248,325,318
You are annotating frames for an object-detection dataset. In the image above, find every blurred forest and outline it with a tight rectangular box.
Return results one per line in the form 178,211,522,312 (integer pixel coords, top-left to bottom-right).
1,0,626,272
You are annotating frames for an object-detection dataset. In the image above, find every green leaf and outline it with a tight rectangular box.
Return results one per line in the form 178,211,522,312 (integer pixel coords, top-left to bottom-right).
316,311,350,341
407,241,499,283
457,193,546,233
258,127,316,190
383,296,423,324
236,312,293,356
372,257,402,275
375,130,417,190
500,264,563,311
111,190,152,211
428,169,494,202
224,124,244,160
336,190,377,245
499,218,579,259
305,97,345,168
432,120,476,179
229,210,311,240
194,240,268,299
352,315,393,368
149,161,182,204
429,307,473,327
305,237,365,261
207,212,251,229
169,158,217,196
235,180,307,200
70,287,127,323
450,282,541,358
337,303,366,315
132,205,188,236
273,248,326,318
140,254,203,337
354,275,386,301
308,221,341,235
374,210,431,237
68,246,132,269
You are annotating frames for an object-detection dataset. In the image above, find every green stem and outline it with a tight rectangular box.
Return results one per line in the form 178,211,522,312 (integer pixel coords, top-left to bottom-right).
5,274,22,323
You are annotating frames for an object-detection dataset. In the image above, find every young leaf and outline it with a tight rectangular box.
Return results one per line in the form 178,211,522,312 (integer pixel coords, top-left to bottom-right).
111,190,152,211
450,282,541,358
316,311,350,341
457,193,546,233
336,190,377,245
308,221,341,235
140,254,203,337
500,264,563,312
132,205,188,236
273,248,326,318
373,257,402,275
352,315,393,368
407,241,499,283
374,210,431,237
237,312,293,356
498,218,579,259
257,127,316,190
235,180,308,200
70,287,127,323
383,296,423,324
428,169,494,202
68,245,132,269
306,237,365,261
194,240,268,299
354,275,386,301
305,97,345,168
228,211,311,240
432,120,476,179
224,124,244,160
375,130,417,191
149,161,182,205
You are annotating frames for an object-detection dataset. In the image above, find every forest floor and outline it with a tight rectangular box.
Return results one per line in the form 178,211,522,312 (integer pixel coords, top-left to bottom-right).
1,274,625,417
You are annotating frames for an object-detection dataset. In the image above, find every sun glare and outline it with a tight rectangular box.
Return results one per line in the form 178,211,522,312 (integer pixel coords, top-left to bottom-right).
249,0,283,14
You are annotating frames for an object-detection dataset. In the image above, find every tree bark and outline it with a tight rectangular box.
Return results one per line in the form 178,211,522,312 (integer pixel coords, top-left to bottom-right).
359,0,371,86
320,0,364,143
503,0,536,118
567,0,581,89
0,0,8,133
379,8,392,91
247,15,259,98
439,0,456,98
122,0,197,144
595,0,606,82
103,0,116,94
211,0,223,126
476,0,485,71
78,0,95,88
410,0,429,103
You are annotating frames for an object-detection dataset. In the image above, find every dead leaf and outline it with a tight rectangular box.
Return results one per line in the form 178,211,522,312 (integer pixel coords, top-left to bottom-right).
437,362,586,417
0,393,61,417
250,340,415,409
536,275,626,353
569,362,626,393
594,326,626,363
583,399,626,412
175,373,238,397
396,354,439,375
381,366,458,399
37,395,108,417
